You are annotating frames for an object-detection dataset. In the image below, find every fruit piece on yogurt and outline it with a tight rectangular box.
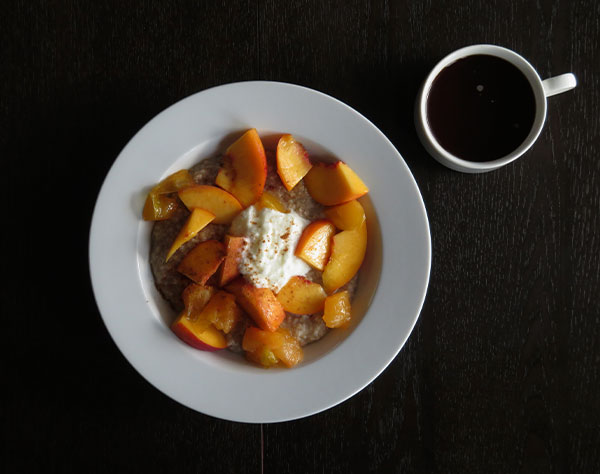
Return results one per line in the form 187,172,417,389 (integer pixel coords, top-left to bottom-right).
295,219,336,271
215,129,267,208
178,185,242,224
276,276,327,315
304,161,369,206
177,239,226,285
276,134,312,191
226,278,286,332
322,290,352,328
255,190,288,213
165,208,215,262
322,221,367,294
324,199,366,231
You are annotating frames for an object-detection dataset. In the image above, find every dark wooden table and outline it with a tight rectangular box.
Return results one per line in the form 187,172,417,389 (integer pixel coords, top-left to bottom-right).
3,1,599,472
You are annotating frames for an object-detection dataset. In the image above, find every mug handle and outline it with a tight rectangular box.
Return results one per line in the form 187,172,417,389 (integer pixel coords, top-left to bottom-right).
542,73,577,97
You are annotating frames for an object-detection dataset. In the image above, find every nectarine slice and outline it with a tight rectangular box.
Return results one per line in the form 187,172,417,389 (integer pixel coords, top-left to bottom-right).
276,134,312,191
324,200,366,230
242,326,303,368
152,169,196,194
165,208,215,262
198,290,242,334
245,345,279,367
182,283,216,322
142,193,179,221
142,169,195,221
304,161,369,206
178,185,242,224
215,129,267,208
177,240,226,285
322,221,367,294
276,276,327,314
255,191,288,213
171,312,227,351
217,235,246,286
295,219,336,271
226,278,286,332
322,290,352,328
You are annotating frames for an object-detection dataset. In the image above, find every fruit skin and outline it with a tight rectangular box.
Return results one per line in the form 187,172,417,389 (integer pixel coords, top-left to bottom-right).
142,169,195,221
322,290,352,328
322,221,367,294
324,199,366,230
165,208,215,262
276,134,312,191
295,220,336,271
198,290,242,334
304,161,369,206
217,235,246,286
255,191,288,213
177,240,226,285
226,278,286,332
172,284,226,351
242,326,303,368
178,185,242,224
276,276,327,314
171,312,227,351
215,129,267,208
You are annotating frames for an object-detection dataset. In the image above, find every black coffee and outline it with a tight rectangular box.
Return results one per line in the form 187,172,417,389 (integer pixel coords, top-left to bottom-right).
426,54,536,162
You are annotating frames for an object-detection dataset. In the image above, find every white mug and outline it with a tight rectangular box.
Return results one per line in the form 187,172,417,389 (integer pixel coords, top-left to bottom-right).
415,44,577,173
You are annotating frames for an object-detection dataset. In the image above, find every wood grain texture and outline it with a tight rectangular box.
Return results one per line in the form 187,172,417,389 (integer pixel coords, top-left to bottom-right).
2,0,598,473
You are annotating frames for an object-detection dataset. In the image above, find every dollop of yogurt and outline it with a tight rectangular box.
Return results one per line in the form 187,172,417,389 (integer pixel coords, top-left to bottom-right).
229,205,311,292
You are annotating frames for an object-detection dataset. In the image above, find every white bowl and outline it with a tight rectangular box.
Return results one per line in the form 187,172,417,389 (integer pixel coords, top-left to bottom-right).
89,81,431,423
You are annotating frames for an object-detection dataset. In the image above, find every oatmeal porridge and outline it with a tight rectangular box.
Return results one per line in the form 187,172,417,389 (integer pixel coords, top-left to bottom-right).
143,129,368,368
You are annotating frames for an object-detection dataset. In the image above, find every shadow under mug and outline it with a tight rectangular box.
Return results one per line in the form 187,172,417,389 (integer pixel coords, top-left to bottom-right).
415,44,577,173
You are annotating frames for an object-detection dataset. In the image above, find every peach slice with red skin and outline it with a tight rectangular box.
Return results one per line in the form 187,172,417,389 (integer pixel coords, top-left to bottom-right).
276,134,312,191
165,208,215,262
171,312,227,351
177,240,226,285
142,169,196,221
322,221,367,294
242,326,303,368
276,276,327,314
178,185,242,224
304,161,369,206
215,129,267,208
322,290,352,328
217,235,246,286
295,219,336,271
226,278,286,332
198,290,242,334
324,199,366,231
172,283,225,351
